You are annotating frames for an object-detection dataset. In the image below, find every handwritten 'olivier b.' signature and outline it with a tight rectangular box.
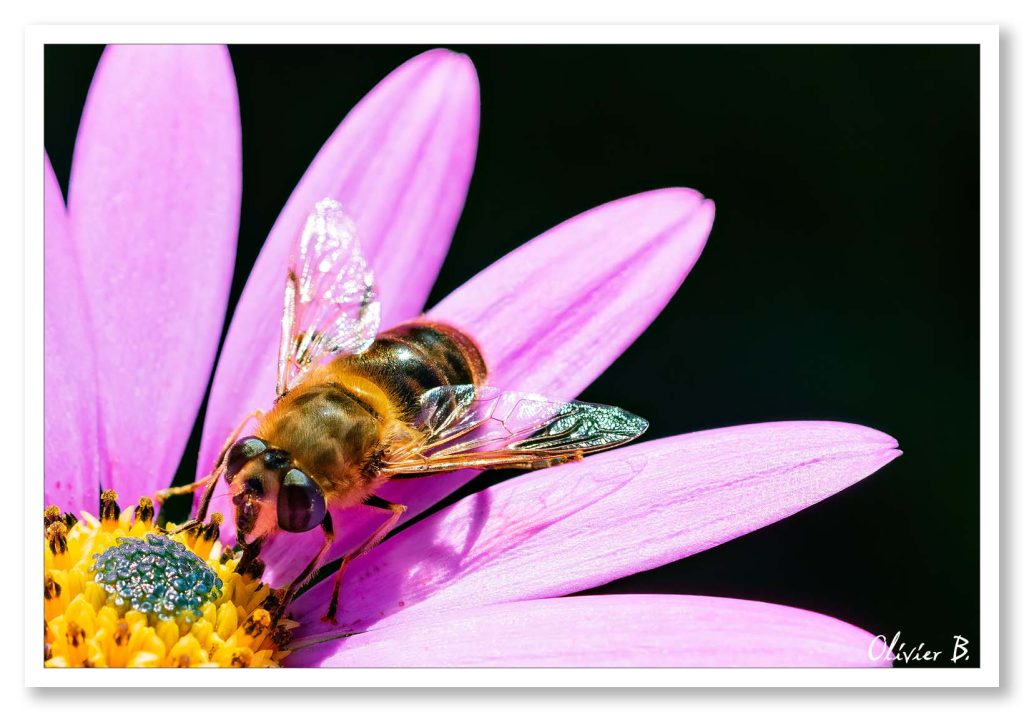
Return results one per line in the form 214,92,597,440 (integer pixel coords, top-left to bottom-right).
868,632,971,664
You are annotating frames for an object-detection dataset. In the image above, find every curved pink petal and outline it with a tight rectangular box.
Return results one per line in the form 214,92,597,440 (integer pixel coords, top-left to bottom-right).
198,49,479,522
290,421,898,636
287,595,890,668
44,154,102,515
255,189,715,584
432,188,714,396
67,45,241,505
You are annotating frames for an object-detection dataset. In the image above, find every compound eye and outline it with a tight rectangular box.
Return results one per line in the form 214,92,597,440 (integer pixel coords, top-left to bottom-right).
277,468,327,533
225,437,267,483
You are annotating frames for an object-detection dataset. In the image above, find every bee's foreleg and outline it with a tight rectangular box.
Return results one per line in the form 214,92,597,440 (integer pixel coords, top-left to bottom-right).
166,463,226,536
154,472,217,504
322,496,407,625
236,535,265,577
165,410,264,535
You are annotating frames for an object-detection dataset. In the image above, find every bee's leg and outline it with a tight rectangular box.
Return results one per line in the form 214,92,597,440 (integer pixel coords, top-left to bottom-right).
236,535,265,576
153,472,217,503
384,450,582,479
322,496,407,625
273,513,335,621
165,466,224,537
166,409,264,535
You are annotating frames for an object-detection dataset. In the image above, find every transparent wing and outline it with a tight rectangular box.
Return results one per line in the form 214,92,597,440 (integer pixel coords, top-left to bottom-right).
277,198,381,396
382,385,649,476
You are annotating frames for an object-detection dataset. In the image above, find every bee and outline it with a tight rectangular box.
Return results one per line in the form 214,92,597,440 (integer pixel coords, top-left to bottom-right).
166,199,648,623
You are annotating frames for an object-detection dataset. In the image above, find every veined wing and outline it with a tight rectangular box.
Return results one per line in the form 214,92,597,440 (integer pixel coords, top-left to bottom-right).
277,198,381,397
382,385,648,476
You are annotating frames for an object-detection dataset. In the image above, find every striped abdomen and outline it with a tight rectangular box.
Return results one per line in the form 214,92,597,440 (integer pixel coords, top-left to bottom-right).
341,321,487,418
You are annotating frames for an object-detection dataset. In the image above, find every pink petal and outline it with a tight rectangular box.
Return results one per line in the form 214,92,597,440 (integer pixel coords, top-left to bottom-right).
256,189,714,584
198,49,479,520
290,421,898,635
431,188,714,396
67,45,241,505
44,154,102,516
286,595,890,668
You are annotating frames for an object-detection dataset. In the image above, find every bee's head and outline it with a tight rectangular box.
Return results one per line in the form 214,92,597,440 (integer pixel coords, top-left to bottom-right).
224,437,327,544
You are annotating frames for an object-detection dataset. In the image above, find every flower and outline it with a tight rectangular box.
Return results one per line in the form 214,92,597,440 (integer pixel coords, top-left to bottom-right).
45,45,899,668
43,494,293,667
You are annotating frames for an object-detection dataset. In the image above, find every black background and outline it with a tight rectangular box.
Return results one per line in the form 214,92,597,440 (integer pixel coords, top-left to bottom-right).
44,45,980,667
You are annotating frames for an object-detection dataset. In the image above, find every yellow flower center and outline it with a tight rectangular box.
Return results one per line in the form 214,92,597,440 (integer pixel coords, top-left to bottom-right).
44,490,296,667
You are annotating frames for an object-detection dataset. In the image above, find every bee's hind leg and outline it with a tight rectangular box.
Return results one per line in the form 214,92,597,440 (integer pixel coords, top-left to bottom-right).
322,496,407,625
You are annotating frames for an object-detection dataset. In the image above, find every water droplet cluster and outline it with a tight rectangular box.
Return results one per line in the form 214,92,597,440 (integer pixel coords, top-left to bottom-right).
91,534,223,623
